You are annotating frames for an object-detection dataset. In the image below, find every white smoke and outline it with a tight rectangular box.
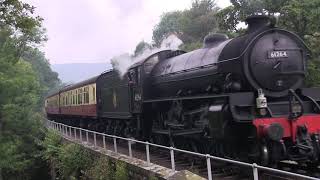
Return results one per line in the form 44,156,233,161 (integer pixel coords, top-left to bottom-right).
160,34,183,50
111,34,183,77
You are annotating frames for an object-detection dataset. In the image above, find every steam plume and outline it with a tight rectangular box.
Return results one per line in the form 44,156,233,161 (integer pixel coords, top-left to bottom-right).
111,34,183,77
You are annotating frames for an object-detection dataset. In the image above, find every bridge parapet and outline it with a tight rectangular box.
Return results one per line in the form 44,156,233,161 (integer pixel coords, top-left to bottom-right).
47,120,320,180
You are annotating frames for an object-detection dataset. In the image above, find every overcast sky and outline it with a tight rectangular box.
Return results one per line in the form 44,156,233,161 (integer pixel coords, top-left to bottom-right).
23,0,231,64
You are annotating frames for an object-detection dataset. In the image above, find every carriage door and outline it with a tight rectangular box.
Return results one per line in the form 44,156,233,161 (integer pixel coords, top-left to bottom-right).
128,67,142,113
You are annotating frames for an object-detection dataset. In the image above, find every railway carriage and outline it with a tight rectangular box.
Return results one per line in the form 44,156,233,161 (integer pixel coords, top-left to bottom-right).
45,94,60,116
46,15,320,167
59,77,98,117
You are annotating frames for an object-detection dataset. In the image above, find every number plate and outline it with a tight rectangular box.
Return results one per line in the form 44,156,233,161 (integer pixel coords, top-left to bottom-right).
268,51,288,58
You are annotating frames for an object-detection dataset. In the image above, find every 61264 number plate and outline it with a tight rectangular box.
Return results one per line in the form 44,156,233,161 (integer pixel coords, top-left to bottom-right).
268,51,288,58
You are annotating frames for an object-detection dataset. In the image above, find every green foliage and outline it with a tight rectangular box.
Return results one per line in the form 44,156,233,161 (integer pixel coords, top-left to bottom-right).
179,41,202,52
115,161,129,180
279,0,320,37
23,47,60,91
0,59,45,178
306,60,320,87
153,11,183,46
305,33,320,59
85,156,114,180
22,47,60,109
57,143,94,179
42,132,96,179
216,5,239,33
42,130,62,164
134,41,151,57
0,0,59,179
148,174,158,180
0,0,46,47
216,0,320,85
152,0,219,47
179,0,219,43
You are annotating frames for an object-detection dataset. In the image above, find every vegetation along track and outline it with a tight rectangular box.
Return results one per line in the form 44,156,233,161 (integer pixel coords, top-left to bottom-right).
56,123,320,180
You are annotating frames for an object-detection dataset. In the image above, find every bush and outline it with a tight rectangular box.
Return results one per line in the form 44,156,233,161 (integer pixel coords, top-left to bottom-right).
85,156,114,180
115,161,129,180
57,143,94,179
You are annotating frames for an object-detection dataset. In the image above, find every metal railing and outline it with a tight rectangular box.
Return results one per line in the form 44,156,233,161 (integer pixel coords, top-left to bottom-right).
47,120,319,180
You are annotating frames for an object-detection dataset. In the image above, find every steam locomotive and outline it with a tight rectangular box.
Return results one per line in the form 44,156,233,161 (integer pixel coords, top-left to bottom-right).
46,15,320,166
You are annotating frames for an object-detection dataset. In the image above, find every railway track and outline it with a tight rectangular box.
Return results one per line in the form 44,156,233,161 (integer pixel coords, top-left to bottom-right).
61,127,320,180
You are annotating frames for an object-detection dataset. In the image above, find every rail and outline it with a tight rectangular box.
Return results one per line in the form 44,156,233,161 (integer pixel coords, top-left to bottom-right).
46,120,319,180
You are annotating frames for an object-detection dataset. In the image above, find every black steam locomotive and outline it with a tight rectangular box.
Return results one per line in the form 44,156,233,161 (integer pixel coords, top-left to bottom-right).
46,15,320,166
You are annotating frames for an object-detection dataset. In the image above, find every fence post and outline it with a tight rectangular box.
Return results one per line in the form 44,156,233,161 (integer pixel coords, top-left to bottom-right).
69,127,72,137
103,135,106,150
94,132,97,147
86,130,89,143
80,128,82,141
170,147,175,172
74,128,77,140
206,154,212,180
113,137,117,153
252,163,259,180
146,142,150,166
128,139,132,158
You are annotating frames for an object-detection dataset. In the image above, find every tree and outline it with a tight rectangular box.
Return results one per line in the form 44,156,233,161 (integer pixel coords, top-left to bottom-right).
278,0,320,38
216,0,320,86
22,47,60,109
0,0,47,57
152,11,183,46
42,131,62,180
133,41,151,57
0,0,58,179
0,59,44,179
152,0,219,50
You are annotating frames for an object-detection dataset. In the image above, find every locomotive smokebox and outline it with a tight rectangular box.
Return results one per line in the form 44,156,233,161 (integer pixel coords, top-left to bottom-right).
245,15,275,33
217,15,308,97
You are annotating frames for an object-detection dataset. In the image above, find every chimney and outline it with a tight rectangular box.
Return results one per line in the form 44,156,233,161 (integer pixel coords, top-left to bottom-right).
245,15,275,33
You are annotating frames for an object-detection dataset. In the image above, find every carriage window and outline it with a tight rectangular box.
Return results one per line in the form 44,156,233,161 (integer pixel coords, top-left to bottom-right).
93,87,96,102
144,55,159,74
66,93,69,105
84,87,89,104
78,89,81,104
